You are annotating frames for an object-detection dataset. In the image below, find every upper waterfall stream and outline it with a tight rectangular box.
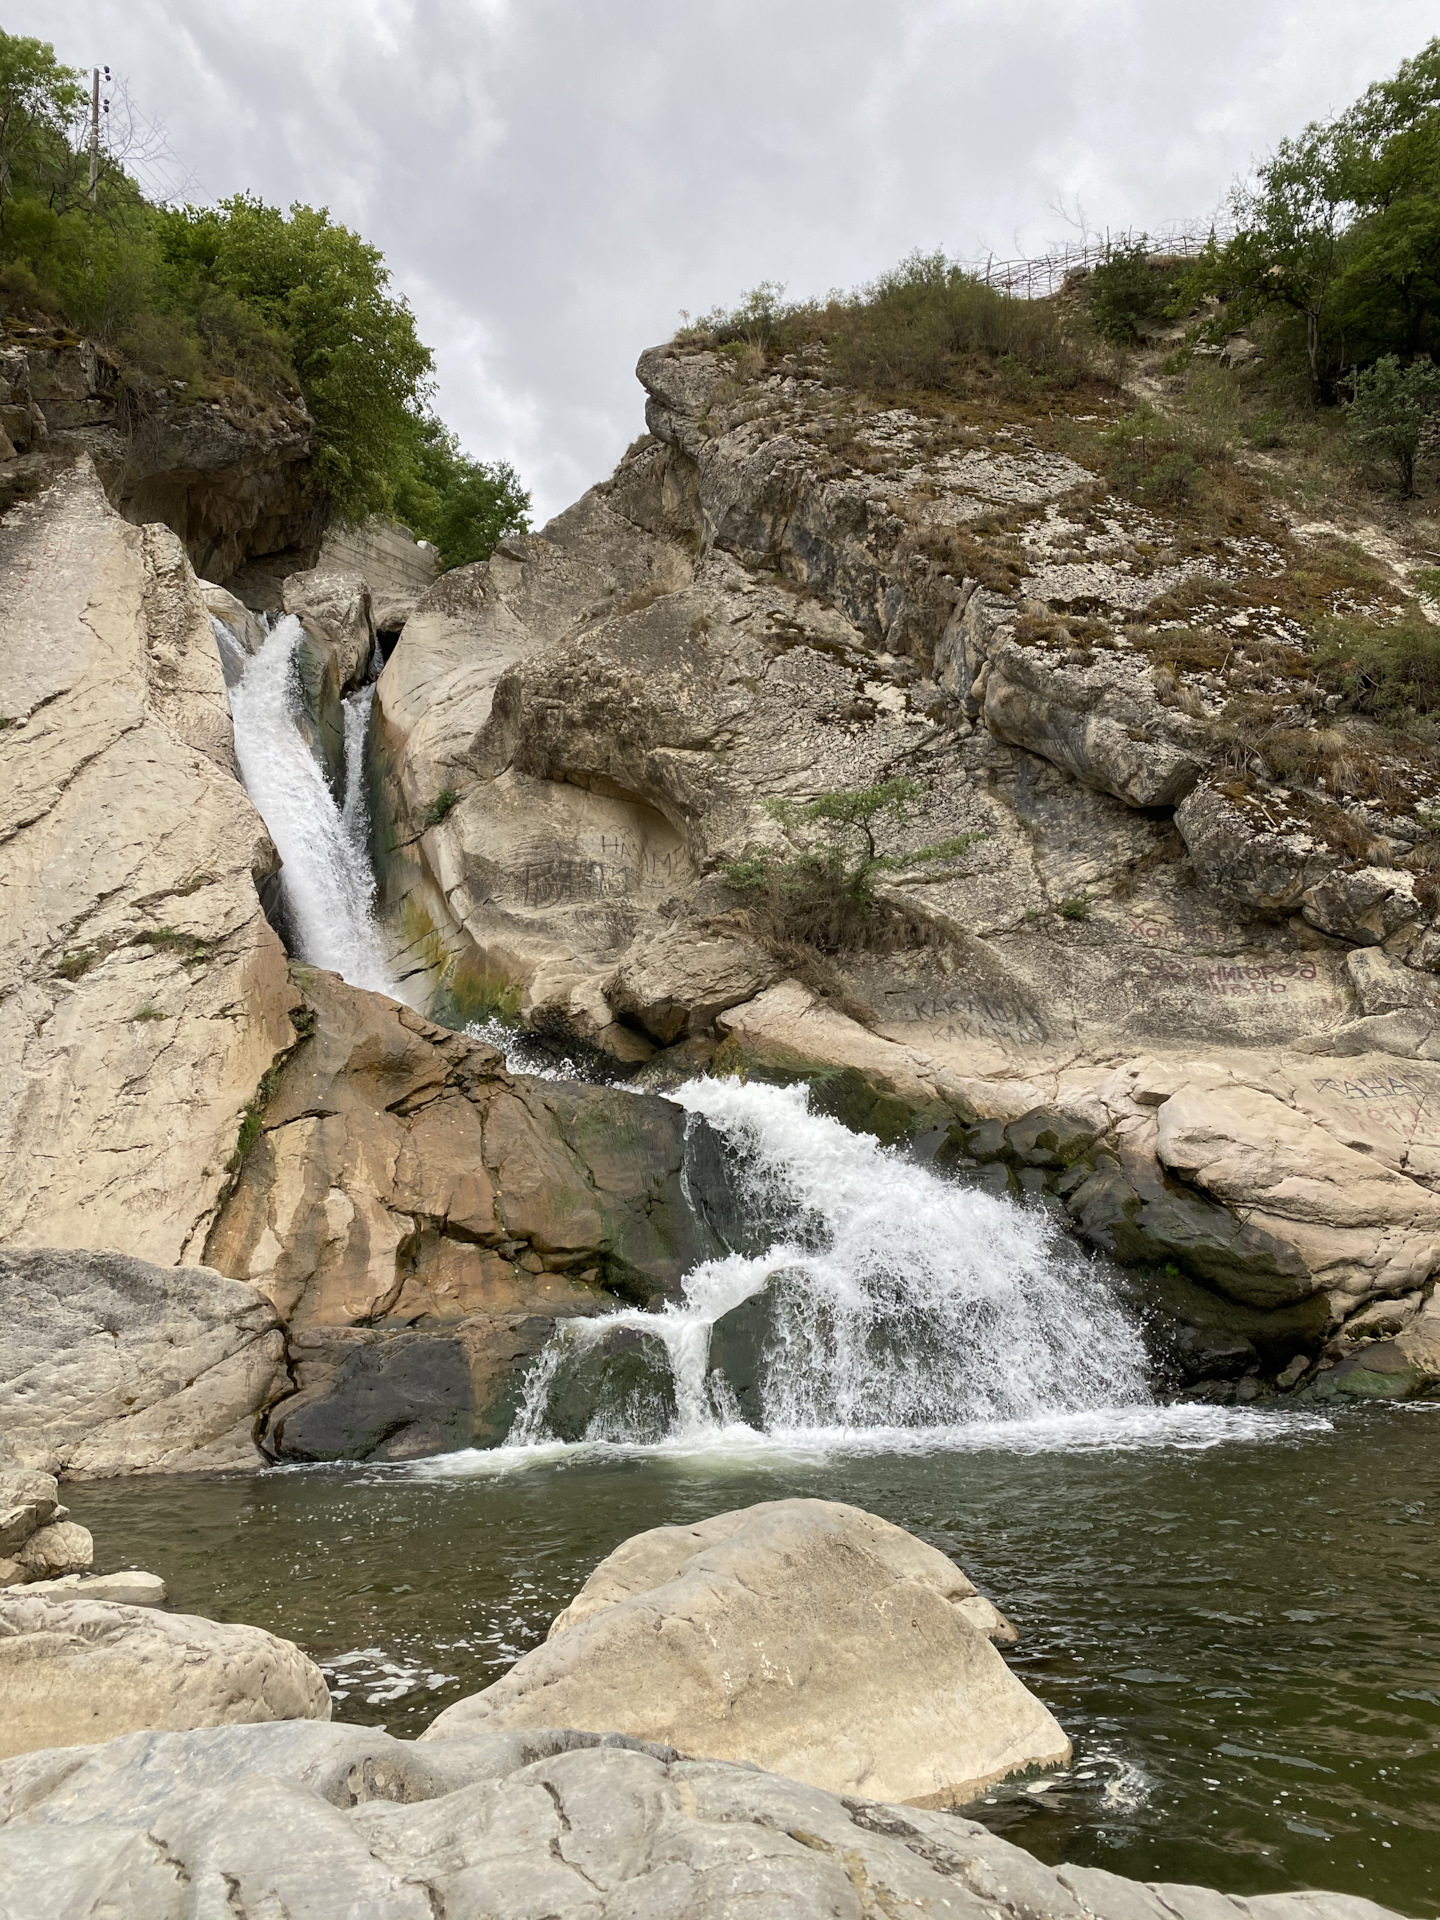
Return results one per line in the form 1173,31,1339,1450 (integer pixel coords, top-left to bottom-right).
226,614,399,998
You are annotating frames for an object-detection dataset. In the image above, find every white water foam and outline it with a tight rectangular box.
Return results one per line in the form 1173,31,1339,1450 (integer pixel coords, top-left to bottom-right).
470,1076,1330,1465
227,615,399,997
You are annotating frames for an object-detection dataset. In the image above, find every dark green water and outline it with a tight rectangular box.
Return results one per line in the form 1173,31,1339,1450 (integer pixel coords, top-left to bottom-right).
67,1405,1439,1916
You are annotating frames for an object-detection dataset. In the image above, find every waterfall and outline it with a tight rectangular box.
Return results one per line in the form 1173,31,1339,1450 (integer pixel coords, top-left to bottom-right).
506,1076,1151,1453
227,615,399,998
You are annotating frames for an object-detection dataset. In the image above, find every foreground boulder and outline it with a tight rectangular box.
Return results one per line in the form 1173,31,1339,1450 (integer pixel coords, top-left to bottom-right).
423,1498,1067,1806
0,1592,330,1761
0,1719,1402,1920
0,1470,91,1586
0,1247,287,1477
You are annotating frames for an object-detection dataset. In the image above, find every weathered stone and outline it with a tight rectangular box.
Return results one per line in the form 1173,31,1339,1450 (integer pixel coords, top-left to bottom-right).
1174,783,1321,915
0,1593,330,1760
0,462,297,1266
424,1499,1065,1807
0,1247,287,1478
1302,866,1423,945
606,927,776,1041
198,578,267,655
21,1572,167,1607
5,1522,92,1584
317,513,438,601
0,1720,1402,1920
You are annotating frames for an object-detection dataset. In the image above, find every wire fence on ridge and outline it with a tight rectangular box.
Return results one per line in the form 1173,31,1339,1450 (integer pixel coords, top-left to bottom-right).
964,221,1236,300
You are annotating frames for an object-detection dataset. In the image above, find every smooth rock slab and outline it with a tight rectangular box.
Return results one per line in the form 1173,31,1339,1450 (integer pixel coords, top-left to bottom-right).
0,1593,330,1760
0,1720,1405,1920
424,1498,1063,1805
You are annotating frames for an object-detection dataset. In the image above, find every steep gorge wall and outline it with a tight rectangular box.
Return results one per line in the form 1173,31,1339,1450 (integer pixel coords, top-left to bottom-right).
370,341,1440,1401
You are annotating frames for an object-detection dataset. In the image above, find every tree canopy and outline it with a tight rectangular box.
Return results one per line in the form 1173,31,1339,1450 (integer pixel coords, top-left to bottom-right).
0,27,528,556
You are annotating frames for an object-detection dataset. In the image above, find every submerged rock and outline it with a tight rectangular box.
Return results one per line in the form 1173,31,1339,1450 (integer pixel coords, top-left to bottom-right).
423,1498,1055,1806
0,1592,330,1761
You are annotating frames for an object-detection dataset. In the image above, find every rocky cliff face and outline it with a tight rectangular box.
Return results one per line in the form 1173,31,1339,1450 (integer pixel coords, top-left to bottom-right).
372,341,1440,1401
0,457,735,1472
0,327,315,586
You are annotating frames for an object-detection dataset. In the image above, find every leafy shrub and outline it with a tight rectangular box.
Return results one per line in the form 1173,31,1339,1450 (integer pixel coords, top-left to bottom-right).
1312,604,1440,718
393,419,530,571
1344,354,1440,493
422,786,460,827
1087,239,1179,345
1056,896,1092,921
681,251,1095,396
722,779,986,954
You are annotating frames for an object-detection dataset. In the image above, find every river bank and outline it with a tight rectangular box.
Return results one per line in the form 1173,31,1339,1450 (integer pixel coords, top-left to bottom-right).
65,1402,1439,1916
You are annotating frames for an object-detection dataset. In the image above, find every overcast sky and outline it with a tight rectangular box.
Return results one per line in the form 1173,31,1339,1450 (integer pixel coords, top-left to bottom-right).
13,2,1439,521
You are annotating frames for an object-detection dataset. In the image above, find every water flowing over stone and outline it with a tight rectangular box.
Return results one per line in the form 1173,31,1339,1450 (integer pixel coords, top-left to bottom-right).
510,1077,1150,1448
227,615,397,997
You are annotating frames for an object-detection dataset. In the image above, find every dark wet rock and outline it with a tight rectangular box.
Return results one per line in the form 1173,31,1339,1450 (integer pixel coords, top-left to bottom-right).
540,1325,677,1444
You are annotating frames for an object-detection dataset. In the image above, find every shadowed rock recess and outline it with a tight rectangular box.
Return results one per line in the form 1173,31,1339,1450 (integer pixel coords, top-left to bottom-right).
370,340,1440,1403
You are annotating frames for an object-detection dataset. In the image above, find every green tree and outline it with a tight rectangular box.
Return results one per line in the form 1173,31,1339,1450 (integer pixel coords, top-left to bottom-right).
393,416,531,569
0,31,84,230
1344,353,1440,492
723,779,985,951
1087,237,1173,345
158,195,435,522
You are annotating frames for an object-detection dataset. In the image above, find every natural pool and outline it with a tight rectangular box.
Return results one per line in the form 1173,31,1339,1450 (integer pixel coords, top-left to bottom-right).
68,1403,1439,1918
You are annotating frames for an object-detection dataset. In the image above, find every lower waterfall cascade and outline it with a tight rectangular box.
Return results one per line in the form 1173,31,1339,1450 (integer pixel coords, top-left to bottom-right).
506,1075,1156,1452
225,614,399,999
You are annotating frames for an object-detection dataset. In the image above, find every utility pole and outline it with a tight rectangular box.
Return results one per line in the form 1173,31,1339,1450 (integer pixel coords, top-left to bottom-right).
87,68,99,207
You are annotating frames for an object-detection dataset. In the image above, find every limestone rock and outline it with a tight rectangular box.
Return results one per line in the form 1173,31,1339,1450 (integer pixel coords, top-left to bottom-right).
282,567,374,692
0,1246,288,1478
1302,866,1423,945
0,461,298,1265
5,1522,92,1585
1174,783,1322,914
0,1593,330,1760
198,578,267,656
0,1471,59,1555
317,514,438,601
0,1721,1401,1920
606,927,777,1042
21,1572,167,1607
206,969,724,1332
423,1498,1067,1807
1154,1084,1440,1303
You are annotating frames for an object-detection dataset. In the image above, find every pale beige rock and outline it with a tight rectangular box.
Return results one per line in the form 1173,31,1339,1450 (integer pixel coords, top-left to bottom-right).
0,1247,287,1478
423,1498,1068,1807
7,1521,92,1583
282,567,374,691
1155,1084,1440,1300
606,928,776,1042
317,513,438,599
198,578,266,655
21,1571,167,1606
0,1592,330,1759
0,462,297,1264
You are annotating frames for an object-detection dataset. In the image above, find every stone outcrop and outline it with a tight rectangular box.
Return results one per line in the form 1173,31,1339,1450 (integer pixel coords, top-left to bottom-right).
0,461,299,1266
361,338,1440,1395
0,329,315,581
424,1499,1068,1807
0,1471,91,1587
0,1592,330,1761
281,567,376,791
202,968,732,1460
0,1719,1402,1920
0,1248,287,1478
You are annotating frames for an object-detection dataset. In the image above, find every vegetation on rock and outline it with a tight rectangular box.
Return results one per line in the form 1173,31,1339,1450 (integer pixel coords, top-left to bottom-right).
0,28,527,556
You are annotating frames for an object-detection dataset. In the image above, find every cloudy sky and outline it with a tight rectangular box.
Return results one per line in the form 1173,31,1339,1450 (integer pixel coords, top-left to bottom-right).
14,1,1438,520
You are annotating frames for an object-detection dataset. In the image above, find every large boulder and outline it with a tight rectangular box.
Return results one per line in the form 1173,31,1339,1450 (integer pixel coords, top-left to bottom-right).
422,1498,1068,1807
0,1247,288,1477
0,1719,1401,1920
205,969,723,1329
0,460,298,1267
0,1592,330,1761
605,927,776,1042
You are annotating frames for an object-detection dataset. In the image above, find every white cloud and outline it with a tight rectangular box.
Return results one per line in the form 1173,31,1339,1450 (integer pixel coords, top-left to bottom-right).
13,0,1438,519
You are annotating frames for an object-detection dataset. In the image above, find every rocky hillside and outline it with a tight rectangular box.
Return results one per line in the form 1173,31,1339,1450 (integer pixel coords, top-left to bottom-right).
372,337,1440,1405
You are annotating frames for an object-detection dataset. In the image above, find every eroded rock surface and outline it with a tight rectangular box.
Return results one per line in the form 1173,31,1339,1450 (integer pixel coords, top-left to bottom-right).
0,1592,330,1761
0,1247,287,1477
424,1498,1067,1807
0,1720,1402,1920
0,461,298,1266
